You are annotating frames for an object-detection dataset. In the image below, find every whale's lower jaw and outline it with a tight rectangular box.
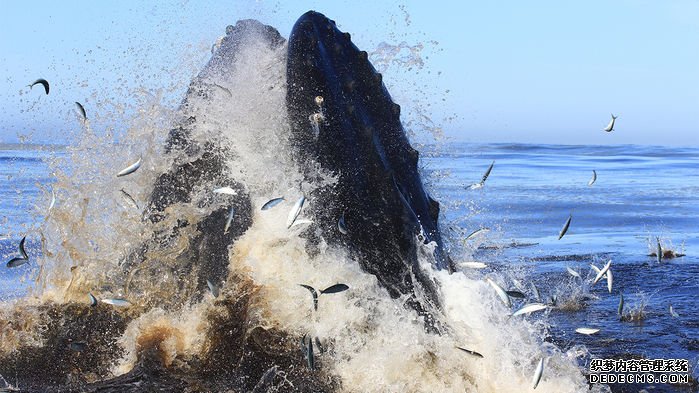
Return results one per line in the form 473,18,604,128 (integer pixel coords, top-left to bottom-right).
286,11,451,317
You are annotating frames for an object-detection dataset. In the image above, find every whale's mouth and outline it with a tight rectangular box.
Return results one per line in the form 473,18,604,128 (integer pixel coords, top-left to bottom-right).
0,12,591,393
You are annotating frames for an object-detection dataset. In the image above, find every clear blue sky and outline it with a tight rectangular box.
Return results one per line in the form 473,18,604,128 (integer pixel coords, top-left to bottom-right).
1,1,697,146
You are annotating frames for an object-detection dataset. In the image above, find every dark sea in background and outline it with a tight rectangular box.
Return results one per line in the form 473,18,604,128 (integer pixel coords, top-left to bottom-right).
2,142,698,391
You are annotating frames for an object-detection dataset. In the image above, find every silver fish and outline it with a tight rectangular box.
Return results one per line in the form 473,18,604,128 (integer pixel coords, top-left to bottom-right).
566,266,580,278
656,237,662,264
338,212,348,235
320,283,349,294
603,114,618,132
88,293,98,307
575,327,600,335
588,170,597,186
6,257,28,268
101,298,131,307
459,261,488,269
558,214,572,240
532,357,545,389
29,78,49,94
116,157,142,177
224,206,235,234
207,280,220,298
465,228,490,241
75,102,87,120
49,189,56,211
290,218,313,228
486,278,511,308
592,260,612,286
299,284,318,311
669,305,679,318
531,282,541,302
213,186,237,195
506,290,526,299
606,268,613,293
286,196,305,228
314,337,324,354
512,303,548,317
120,189,139,209
456,346,484,358
18,236,28,259
618,294,624,317
261,197,284,210
307,336,315,370
467,161,494,189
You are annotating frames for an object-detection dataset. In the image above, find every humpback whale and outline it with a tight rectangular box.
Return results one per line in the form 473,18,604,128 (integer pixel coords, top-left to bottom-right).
0,11,452,392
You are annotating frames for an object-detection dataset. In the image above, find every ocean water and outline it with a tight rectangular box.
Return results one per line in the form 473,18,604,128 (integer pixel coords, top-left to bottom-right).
2,141,697,392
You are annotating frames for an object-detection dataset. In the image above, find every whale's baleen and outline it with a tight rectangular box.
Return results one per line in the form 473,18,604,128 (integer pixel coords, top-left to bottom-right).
588,170,597,186
116,156,142,177
261,197,284,210
512,303,548,317
29,78,49,94
320,283,349,294
299,284,318,311
603,114,618,132
592,260,612,286
575,327,600,335
286,195,305,228
532,357,545,389
456,346,484,358
486,278,511,307
75,101,87,120
558,214,572,240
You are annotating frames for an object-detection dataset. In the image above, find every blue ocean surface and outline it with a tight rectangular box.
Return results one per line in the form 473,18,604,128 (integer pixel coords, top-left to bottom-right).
2,142,698,388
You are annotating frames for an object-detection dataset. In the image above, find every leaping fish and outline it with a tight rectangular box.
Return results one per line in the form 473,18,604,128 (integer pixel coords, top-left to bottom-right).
299,284,318,311
286,196,305,228
618,294,624,317
656,237,662,264
338,212,348,235
101,298,131,307
486,278,511,307
75,102,87,121
566,266,580,278
603,114,618,132
28,78,49,94
575,328,600,335
213,186,237,195
207,279,220,298
116,157,142,177
223,206,235,234
456,346,484,358
532,357,545,389
669,305,679,318
88,293,98,307
467,161,494,190
592,260,612,286
606,268,613,293
558,214,572,240
588,170,597,186
261,197,284,210
464,228,490,241
320,283,349,294
459,261,488,269
512,303,548,317
18,236,28,259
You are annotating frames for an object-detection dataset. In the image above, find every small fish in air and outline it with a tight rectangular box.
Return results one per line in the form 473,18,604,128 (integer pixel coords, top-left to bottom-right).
6,236,29,268
603,114,618,132
467,161,494,190
28,78,49,94
558,214,572,240
116,157,142,177
261,197,284,210
75,102,87,121
575,328,600,335
286,195,305,228
532,357,545,389
588,170,597,186
456,346,484,358
512,303,548,317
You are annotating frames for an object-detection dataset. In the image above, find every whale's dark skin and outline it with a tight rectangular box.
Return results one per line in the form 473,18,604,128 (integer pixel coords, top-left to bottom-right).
287,11,453,322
